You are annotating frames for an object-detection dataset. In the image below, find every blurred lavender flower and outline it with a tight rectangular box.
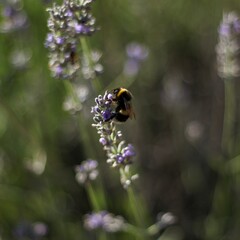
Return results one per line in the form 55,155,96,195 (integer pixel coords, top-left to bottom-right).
9,49,31,69
0,0,28,33
123,42,149,77
216,12,240,79
13,221,48,240
75,159,99,184
126,42,149,60
185,120,204,143
45,0,98,79
25,149,47,175
63,84,90,113
148,212,177,236
156,212,177,229
84,211,125,232
63,95,82,113
82,50,103,80
32,222,48,238
92,91,138,188
161,73,189,111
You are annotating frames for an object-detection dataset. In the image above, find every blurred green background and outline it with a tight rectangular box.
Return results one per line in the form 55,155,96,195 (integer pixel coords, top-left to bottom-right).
1,0,240,239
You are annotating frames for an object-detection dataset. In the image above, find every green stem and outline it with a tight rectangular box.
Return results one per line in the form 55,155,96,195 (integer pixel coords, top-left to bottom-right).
86,183,108,240
86,182,101,211
99,232,108,240
222,79,236,158
147,223,160,236
127,186,151,240
119,167,149,239
127,186,144,227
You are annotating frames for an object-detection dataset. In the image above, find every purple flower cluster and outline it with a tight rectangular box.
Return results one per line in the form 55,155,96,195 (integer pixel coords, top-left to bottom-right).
75,159,99,184
0,0,28,33
92,91,136,167
84,211,125,232
216,12,240,79
45,0,98,79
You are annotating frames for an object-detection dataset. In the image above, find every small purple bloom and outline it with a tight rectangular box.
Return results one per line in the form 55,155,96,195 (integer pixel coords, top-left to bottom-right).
45,33,54,47
87,160,98,169
75,23,84,34
117,154,124,164
233,19,240,33
102,109,112,122
83,26,91,34
123,144,136,158
46,33,54,42
85,212,106,229
3,6,15,17
65,10,73,17
107,93,113,100
95,96,103,105
219,23,231,36
56,37,64,45
54,65,63,77
84,211,125,232
91,106,100,113
99,137,107,145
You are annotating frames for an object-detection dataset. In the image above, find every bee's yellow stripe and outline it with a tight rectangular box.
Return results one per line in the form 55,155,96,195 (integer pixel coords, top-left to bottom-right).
119,109,129,116
116,88,127,97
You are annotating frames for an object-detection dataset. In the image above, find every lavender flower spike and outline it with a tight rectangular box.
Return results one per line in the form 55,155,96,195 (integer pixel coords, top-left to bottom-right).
92,91,138,188
45,0,98,79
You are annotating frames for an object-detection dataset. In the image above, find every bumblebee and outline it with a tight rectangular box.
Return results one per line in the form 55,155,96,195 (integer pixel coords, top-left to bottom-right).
106,87,135,122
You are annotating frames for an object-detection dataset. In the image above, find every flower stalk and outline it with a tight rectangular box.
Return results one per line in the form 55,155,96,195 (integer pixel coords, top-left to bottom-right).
222,79,236,157
91,90,153,240
216,12,240,158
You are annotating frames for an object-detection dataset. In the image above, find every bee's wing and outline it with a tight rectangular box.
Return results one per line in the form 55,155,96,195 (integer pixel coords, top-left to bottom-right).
124,100,136,119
